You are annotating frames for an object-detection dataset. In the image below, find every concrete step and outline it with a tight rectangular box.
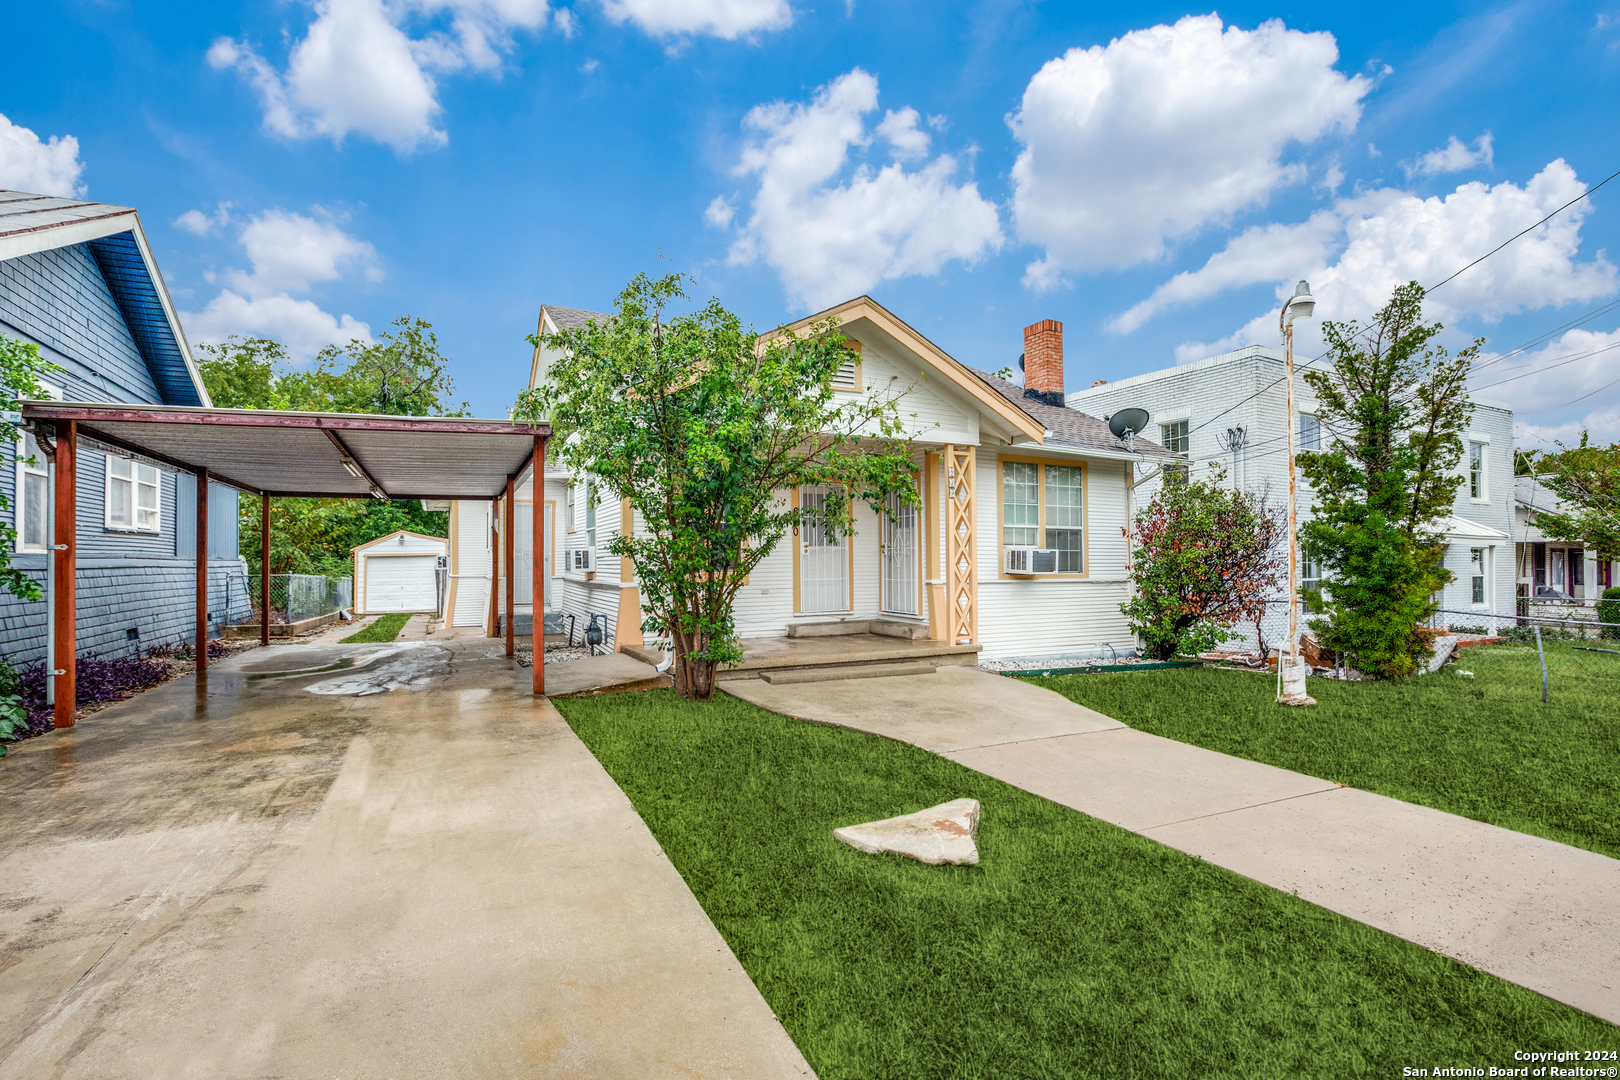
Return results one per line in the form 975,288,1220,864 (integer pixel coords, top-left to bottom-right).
786,618,931,640
759,661,937,685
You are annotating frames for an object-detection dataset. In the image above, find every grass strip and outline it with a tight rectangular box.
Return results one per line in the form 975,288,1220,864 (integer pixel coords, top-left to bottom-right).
555,689,1614,1079
339,612,410,644
1032,640,1620,861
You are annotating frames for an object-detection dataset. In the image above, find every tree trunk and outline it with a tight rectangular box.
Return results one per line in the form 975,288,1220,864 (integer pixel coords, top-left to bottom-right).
670,633,718,701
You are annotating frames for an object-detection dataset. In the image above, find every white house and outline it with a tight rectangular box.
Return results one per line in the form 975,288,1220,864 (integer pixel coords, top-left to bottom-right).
1067,345,1519,622
451,296,1184,662
1515,474,1616,600
351,530,447,615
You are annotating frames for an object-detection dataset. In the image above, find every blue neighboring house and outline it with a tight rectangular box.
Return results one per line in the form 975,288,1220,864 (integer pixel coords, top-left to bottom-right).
1,189,251,665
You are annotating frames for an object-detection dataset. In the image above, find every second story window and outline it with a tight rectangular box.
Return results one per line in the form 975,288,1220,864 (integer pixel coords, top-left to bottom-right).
1159,420,1189,454
1469,441,1486,499
1299,413,1321,452
106,456,161,533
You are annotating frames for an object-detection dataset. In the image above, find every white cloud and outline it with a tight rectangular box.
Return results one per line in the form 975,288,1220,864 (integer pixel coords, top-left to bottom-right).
1111,212,1340,334
720,68,1002,311
173,202,233,236
181,209,377,362
1154,161,1617,363
703,195,734,228
597,0,791,39
1008,14,1370,289
209,0,556,153
1403,132,1493,178
1473,326,1620,430
0,112,85,197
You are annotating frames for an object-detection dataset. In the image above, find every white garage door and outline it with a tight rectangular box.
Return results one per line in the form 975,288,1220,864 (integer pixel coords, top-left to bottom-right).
364,555,437,612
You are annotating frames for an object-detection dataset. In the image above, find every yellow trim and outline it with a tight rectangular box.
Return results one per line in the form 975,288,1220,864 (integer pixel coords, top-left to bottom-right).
944,444,977,644
349,528,447,553
994,453,1091,581
833,337,864,393
765,296,1046,443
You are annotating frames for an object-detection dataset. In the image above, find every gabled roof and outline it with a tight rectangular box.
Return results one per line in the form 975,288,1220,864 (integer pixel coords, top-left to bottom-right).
0,190,211,407
773,296,1045,443
540,304,611,331
974,371,1184,460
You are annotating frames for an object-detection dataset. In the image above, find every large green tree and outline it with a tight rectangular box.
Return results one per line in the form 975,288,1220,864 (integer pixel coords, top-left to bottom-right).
512,273,918,701
195,322,454,580
1298,282,1478,679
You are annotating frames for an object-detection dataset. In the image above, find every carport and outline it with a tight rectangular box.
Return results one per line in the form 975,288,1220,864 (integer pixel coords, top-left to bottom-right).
20,401,551,726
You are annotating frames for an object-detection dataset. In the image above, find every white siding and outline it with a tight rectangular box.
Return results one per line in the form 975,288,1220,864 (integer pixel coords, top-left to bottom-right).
855,335,977,444
451,501,492,628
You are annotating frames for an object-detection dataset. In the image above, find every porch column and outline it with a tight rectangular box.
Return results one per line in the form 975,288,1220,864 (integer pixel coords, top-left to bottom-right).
505,474,516,657
924,451,944,641
196,467,209,675
945,444,977,645
260,493,271,646
533,437,545,696
52,421,77,729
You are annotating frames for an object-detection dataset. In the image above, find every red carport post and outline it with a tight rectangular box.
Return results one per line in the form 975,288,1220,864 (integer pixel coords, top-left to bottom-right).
532,436,544,696
505,474,515,657
196,466,209,675
52,421,77,729
260,493,271,646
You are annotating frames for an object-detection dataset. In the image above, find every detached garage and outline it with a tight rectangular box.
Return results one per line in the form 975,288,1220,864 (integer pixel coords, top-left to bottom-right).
353,531,448,615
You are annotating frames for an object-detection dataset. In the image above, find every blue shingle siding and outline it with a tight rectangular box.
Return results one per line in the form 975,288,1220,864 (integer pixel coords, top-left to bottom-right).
0,243,162,404
88,233,205,407
0,560,252,666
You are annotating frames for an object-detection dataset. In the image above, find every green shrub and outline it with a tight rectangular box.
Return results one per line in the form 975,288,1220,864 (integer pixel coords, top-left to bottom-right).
1600,585,1620,640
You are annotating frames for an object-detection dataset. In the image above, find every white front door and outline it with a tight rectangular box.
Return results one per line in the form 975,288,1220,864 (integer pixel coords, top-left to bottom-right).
799,485,848,613
881,491,918,616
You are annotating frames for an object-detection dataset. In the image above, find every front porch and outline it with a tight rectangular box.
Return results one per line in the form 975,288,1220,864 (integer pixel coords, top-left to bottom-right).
621,624,981,684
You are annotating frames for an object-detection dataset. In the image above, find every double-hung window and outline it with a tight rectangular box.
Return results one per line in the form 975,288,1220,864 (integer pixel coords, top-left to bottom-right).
17,431,49,550
106,456,161,532
1159,420,1189,454
1470,548,1487,605
1299,413,1321,451
1468,441,1486,499
1001,459,1084,575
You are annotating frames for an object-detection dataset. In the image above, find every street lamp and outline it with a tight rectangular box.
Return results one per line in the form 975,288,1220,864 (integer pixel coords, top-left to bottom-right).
1278,279,1315,707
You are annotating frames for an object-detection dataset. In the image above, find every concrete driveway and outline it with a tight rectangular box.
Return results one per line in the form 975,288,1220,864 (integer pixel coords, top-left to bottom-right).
0,639,812,1079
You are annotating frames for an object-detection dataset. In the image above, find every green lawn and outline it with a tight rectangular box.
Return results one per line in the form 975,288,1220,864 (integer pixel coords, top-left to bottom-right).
339,612,411,643
555,689,1614,1079
1030,640,1620,862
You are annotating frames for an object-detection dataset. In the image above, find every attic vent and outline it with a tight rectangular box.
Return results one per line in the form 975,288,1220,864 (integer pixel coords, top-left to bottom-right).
832,357,860,390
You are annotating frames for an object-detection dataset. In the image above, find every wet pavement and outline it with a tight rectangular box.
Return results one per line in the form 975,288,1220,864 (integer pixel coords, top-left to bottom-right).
0,638,813,1079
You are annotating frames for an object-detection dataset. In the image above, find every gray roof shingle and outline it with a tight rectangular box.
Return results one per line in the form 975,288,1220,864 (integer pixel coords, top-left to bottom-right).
540,304,611,330
972,370,1185,460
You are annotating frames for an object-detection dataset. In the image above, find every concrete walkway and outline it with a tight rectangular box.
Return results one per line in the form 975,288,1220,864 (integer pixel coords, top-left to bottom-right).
724,667,1620,1025
0,639,812,1079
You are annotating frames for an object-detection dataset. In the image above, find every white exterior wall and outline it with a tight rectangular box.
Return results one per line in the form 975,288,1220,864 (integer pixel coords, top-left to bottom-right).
1068,347,1518,621
974,451,1137,662
450,500,492,628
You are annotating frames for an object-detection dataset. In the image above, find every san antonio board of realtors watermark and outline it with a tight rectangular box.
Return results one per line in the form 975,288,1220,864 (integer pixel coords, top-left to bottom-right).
1401,1051,1617,1077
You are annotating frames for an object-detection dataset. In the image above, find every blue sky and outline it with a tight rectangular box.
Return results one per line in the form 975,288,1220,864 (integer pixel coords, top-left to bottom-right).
4,1,1619,446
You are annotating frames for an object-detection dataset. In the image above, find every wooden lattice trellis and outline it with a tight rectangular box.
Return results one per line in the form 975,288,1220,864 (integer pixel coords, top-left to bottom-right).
944,443,977,645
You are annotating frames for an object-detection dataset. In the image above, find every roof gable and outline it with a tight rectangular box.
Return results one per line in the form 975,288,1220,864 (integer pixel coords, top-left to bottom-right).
1,190,210,407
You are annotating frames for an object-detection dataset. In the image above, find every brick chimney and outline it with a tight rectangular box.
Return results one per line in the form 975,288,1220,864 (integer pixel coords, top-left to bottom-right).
1022,319,1065,408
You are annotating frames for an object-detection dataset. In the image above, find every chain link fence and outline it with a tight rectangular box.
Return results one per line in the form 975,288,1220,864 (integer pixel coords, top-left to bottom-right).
1194,597,1618,700
247,574,353,626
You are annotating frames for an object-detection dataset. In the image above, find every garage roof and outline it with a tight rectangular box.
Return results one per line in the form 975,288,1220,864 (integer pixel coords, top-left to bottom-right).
21,401,549,501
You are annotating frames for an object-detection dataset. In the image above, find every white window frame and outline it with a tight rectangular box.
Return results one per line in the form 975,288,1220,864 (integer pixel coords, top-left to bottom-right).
15,380,62,551
105,454,162,533
1470,547,1488,607
1159,419,1190,454
1468,440,1487,501
1298,412,1322,452
998,457,1086,578
565,484,576,533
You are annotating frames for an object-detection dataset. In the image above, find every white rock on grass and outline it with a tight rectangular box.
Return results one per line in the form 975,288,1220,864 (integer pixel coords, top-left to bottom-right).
834,798,980,866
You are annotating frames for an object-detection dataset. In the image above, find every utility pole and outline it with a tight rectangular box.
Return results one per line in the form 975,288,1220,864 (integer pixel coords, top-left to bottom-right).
1278,280,1316,707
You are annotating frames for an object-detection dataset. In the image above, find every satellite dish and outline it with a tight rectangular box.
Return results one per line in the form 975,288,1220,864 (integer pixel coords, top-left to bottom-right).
1017,352,1025,372
1107,408,1150,441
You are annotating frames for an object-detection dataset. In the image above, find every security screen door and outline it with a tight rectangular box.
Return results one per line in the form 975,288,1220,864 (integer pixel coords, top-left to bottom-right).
881,490,918,616
799,485,849,613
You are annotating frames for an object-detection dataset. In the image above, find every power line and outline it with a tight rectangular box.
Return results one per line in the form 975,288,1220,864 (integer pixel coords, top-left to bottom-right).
1427,166,1620,292
1471,339,1620,392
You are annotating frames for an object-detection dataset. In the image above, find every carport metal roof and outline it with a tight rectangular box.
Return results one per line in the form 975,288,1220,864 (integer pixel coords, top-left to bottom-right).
20,401,549,501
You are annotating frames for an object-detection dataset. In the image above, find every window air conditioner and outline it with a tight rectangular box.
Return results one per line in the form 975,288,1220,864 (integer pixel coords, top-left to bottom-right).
569,548,595,572
1004,546,1059,575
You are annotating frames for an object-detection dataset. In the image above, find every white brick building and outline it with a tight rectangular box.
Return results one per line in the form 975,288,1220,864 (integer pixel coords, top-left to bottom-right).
1067,345,1517,624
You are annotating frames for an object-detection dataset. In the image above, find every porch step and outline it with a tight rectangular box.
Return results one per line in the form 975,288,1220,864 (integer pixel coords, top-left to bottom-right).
759,661,937,685
786,618,932,640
